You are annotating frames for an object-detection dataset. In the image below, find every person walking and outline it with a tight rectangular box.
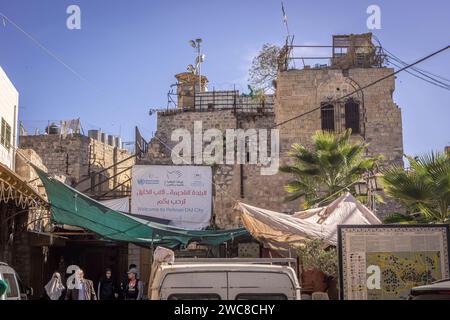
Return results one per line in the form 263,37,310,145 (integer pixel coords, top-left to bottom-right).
97,268,118,300
65,269,97,300
42,272,66,300
122,268,143,300
119,264,137,299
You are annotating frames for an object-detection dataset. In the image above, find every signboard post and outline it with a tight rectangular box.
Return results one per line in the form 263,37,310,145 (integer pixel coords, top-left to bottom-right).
131,165,212,230
337,224,450,300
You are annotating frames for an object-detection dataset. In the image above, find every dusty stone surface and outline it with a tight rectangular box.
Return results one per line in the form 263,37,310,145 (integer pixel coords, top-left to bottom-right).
140,66,405,228
19,134,135,196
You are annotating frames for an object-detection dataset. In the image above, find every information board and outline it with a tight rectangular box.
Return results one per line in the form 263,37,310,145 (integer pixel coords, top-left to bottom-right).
131,165,212,230
338,225,450,300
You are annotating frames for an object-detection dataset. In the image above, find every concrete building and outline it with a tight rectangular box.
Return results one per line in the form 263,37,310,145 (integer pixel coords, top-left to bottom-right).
0,66,19,170
0,67,50,299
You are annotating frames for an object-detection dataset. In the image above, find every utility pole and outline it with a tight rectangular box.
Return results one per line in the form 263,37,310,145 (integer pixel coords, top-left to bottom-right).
197,40,202,92
189,38,205,93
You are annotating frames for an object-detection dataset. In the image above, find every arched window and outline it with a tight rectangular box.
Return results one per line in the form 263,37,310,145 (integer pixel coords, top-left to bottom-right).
321,104,335,131
345,99,360,134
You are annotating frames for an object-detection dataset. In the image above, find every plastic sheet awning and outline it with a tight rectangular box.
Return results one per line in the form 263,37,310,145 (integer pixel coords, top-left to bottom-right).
236,193,381,252
34,166,248,248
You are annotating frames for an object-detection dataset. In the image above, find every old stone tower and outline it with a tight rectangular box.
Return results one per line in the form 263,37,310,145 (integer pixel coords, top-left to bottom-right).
140,33,404,228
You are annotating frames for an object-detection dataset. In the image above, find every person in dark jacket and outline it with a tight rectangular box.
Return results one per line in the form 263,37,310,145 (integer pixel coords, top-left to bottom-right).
119,264,137,299
97,268,118,300
122,268,143,300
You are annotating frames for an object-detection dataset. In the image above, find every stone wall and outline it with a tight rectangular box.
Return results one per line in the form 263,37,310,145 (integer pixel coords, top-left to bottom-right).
275,68,403,166
139,109,304,229
141,66,405,227
19,134,134,195
275,67,404,217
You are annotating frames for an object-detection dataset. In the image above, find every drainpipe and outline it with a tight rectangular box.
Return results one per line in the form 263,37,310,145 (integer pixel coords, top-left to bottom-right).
12,105,17,170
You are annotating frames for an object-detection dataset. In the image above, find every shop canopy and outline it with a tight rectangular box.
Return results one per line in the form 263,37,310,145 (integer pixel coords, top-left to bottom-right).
34,166,248,248
236,193,381,253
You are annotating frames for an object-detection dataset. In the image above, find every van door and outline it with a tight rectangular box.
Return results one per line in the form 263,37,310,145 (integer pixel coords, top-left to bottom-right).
160,272,227,300
1,273,21,300
227,272,295,300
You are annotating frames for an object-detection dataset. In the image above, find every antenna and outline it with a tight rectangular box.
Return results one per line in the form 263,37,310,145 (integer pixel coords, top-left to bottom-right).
188,38,205,92
281,1,290,37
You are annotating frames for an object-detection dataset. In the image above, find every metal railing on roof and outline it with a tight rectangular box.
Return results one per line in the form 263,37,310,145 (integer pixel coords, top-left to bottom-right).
279,44,386,71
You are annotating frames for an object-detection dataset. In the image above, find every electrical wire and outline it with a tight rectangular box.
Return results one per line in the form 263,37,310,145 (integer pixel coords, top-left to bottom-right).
373,35,450,89
387,59,450,91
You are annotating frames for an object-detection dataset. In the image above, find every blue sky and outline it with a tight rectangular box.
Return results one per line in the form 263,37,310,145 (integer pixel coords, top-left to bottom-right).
0,0,448,155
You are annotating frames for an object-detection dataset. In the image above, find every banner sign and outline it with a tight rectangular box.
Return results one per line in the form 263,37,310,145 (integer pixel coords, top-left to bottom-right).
131,165,212,230
338,224,450,300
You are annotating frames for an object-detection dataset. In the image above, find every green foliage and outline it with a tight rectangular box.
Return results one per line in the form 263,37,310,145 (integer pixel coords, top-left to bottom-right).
382,213,420,224
248,43,281,92
382,152,450,223
280,129,381,208
296,238,338,278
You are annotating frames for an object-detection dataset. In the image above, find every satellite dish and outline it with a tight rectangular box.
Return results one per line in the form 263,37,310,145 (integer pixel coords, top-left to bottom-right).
196,54,206,64
189,40,196,48
195,38,203,44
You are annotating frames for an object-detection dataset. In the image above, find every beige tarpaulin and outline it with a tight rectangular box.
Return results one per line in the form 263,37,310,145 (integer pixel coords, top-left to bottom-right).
236,193,381,252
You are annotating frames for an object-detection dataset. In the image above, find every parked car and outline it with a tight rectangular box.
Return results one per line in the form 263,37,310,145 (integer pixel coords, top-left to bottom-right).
0,262,32,300
410,279,450,300
148,258,301,300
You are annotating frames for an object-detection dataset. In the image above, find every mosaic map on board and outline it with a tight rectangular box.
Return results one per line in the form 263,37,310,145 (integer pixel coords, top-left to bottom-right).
338,225,450,300
366,251,442,299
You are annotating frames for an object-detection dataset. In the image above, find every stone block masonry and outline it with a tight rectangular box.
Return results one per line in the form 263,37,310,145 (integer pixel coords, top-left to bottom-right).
142,66,404,227
19,133,135,195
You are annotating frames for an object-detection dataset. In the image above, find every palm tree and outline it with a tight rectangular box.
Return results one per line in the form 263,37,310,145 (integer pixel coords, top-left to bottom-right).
280,129,380,208
382,152,450,223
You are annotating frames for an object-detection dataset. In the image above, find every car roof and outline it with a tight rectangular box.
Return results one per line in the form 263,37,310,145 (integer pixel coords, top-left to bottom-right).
411,279,450,292
158,263,296,274
151,263,300,290
0,262,16,273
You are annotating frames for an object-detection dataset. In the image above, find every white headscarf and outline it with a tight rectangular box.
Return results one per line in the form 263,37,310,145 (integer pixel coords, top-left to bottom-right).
45,272,65,300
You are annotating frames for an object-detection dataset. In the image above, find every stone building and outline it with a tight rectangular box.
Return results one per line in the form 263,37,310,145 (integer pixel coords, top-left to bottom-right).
139,33,404,231
17,128,135,297
19,130,134,199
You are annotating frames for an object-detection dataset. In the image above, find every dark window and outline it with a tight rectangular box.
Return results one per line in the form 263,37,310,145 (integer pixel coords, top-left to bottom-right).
345,100,360,134
1,118,11,150
168,293,221,300
91,172,108,192
321,104,335,131
235,293,288,300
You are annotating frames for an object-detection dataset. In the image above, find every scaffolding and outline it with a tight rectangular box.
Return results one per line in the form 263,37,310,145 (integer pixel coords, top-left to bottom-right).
194,90,274,113
279,33,386,71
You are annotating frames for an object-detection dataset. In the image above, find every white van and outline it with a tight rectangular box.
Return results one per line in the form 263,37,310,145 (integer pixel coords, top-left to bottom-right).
0,262,31,300
148,258,301,300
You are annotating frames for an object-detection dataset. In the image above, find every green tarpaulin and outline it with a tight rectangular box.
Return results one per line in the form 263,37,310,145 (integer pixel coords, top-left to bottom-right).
34,166,248,247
